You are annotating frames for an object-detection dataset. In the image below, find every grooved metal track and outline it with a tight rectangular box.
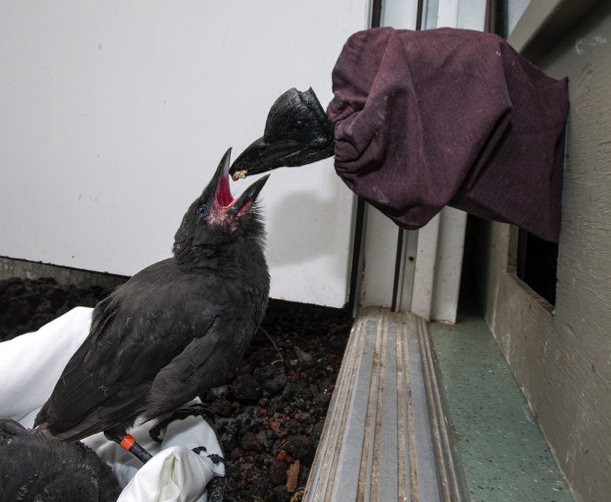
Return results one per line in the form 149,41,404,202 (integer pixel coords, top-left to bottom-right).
304,307,464,502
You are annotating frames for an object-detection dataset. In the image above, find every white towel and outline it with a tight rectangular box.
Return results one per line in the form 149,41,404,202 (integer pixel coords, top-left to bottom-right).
0,307,225,502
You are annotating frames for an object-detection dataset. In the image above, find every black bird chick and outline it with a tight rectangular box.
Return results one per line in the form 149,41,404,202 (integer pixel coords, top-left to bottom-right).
229,88,334,178
35,149,270,461
0,419,121,502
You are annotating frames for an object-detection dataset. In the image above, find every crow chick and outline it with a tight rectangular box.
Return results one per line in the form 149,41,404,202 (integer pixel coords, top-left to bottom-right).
35,149,270,455
229,88,334,178
0,419,121,502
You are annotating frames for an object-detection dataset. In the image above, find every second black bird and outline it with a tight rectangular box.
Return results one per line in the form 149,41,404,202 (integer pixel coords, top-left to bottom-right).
35,148,270,457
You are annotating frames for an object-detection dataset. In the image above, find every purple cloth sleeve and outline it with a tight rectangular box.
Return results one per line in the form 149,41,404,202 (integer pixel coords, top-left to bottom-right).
328,27,568,242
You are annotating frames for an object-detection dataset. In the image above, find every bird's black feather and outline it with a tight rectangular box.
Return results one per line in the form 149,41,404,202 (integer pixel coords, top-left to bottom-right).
0,419,121,502
35,149,270,442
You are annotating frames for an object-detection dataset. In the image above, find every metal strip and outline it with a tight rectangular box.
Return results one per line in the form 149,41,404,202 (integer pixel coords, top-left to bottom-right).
304,308,466,502
305,316,363,500
396,317,409,501
370,311,386,502
356,313,382,501
403,313,421,501
417,315,468,501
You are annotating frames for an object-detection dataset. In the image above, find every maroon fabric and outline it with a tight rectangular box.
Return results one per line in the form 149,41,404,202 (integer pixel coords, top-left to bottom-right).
328,27,568,242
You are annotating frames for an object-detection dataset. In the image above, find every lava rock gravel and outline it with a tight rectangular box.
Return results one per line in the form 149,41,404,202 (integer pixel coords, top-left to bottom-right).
0,277,352,501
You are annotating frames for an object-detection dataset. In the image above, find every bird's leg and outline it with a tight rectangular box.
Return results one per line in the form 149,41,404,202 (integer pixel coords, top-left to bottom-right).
149,402,216,443
104,427,153,463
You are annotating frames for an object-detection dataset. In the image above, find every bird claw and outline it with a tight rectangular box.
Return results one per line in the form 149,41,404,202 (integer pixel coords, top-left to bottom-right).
148,424,165,443
208,453,225,465
149,403,216,443
192,446,225,465
192,445,208,455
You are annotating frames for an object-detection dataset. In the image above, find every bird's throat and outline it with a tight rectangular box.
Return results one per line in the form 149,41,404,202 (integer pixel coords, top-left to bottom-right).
216,175,233,208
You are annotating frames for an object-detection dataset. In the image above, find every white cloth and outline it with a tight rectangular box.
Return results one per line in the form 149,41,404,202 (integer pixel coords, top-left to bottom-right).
0,307,224,502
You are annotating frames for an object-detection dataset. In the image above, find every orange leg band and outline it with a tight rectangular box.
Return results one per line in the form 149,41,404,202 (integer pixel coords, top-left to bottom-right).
119,434,137,451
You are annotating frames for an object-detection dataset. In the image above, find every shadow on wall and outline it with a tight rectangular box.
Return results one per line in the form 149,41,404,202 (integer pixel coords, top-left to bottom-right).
266,189,352,268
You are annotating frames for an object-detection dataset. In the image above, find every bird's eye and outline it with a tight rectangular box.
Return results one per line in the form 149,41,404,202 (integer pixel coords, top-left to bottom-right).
196,205,209,218
293,120,305,131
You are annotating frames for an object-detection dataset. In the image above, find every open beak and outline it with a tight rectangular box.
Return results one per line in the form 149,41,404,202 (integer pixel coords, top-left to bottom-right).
232,173,270,213
212,148,270,212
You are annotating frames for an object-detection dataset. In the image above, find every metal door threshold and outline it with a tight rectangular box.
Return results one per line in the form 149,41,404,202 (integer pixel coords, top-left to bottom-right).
303,307,465,502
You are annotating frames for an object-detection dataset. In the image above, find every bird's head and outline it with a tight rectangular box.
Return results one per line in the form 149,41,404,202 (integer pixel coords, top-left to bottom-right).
229,88,335,178
173,148,269,262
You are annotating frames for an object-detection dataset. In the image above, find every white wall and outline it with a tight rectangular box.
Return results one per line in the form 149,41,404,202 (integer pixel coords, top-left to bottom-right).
0,0,372,307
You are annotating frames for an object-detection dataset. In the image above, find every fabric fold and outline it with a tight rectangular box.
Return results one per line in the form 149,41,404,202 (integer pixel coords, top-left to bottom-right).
0,307,224,502
328,27,568,242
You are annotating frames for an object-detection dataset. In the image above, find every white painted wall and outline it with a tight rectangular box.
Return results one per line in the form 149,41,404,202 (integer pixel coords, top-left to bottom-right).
0,0,372,307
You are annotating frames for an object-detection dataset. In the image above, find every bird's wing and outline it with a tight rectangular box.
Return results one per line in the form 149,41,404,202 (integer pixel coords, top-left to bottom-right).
35,264,218,437
142,308,251,420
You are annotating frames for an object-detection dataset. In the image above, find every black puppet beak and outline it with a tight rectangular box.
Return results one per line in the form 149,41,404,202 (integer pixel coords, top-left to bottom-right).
230,137,302,178
229,88,335,179
209,148,269,213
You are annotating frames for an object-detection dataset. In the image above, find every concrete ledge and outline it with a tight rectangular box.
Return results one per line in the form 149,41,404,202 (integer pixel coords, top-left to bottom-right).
0,256,127,289
304,307,465,501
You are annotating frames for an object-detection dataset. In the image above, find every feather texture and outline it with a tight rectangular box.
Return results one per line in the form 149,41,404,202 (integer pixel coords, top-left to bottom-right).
34,149,270,442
